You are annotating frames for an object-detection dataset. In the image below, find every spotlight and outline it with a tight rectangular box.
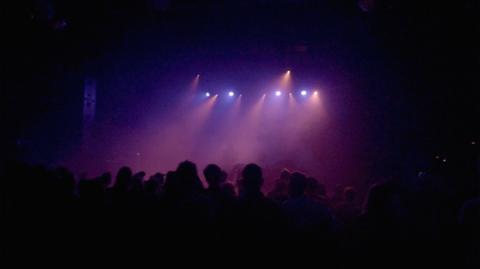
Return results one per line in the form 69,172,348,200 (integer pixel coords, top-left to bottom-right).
228,91,235,97
301,90,307,96
205,92,210,97
313,90,318,95
275,90,282,96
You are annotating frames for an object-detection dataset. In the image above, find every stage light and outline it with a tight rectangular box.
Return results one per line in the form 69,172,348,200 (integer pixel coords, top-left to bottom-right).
228,91,235,97
275,90,282,96
205,92,210,97
301,90,307,96
313,90,318,95
281,71,292,90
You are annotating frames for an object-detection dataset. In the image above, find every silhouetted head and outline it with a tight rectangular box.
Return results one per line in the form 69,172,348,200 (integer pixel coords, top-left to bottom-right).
280,168,291,181
240,163,263,194
271,169,290,195
79,179,103,203
222,182,236,198
364,182,401,220
221,170,228,183
318,185,327,198
163,171,177,194
115,166,132,190
54,166,76,197
130,172,144,193
148,172,165,186
145,172,164,195
288,172,308,198
344,186,357,203
98,172,112,188
176,160,203,191
305,177,325,195
145,178,159,194
203,164,224,189
335,184,345,196
133,171,146,181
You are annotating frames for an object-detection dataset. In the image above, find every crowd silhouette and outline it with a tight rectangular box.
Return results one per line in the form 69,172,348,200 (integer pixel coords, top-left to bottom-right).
2,155,479,267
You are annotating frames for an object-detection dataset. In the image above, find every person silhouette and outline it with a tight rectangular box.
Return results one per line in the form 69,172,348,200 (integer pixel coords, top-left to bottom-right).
113,166,132,193
305,176,328,205
267,168,291,203
335,186,361,225
203,164,237,238
237,163,286,242
283,172,334,240
204,164,225,191
175,160,204,193
159,161,210,241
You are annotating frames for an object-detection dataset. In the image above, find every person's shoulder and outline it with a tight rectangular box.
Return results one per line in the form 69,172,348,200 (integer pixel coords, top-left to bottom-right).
463,196,480,208
261,196,283,211
303,196,322,206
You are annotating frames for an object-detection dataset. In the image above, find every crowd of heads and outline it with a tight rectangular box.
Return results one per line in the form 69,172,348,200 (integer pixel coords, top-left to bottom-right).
2,157,479,267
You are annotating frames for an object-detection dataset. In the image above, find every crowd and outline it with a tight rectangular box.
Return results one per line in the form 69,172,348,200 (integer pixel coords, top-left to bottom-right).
1,155,479,267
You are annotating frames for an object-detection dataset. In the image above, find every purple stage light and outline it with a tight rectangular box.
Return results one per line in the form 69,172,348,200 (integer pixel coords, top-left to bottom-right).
205,92,210,97
301,90,307,96
228,91,235,97
275,90,282,96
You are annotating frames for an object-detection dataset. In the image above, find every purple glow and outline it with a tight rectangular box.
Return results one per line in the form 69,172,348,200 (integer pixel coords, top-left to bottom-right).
64,72,362,193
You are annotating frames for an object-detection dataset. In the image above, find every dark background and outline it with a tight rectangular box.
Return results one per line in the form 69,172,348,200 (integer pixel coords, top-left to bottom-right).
2,0,479,177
